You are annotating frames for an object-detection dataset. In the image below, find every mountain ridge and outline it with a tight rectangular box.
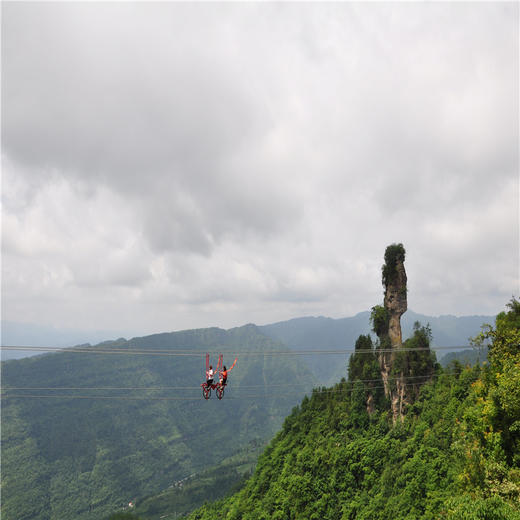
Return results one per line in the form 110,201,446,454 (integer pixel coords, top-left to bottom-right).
2,310,494,362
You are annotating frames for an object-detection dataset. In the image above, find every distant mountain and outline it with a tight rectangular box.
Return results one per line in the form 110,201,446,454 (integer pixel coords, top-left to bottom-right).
2,311,494,371
261,312,371,348
402,310,494,347
261,310,493,348
439,347,488,368
1,320,137,361
1,325,314,520
260,310,494,384
260,313,371,385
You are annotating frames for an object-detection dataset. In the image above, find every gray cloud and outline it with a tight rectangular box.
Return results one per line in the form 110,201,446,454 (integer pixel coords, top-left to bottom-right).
2,2,518,335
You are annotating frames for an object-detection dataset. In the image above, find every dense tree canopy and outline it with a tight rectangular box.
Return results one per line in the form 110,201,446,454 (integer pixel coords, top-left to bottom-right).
382,243,406,286
1,326,313,520
184,300,520,520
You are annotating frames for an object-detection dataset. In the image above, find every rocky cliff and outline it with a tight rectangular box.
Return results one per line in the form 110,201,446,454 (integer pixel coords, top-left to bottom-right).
384,255,407,347
376,244,411,422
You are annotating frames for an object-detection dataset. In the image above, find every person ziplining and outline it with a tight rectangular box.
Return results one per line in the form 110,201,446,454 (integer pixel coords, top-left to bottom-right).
219,357,237,387
206,364,215,388
201,353,237,400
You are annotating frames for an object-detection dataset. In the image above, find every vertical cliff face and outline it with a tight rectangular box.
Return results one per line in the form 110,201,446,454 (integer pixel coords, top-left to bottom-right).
376,244,409,422
384,259,407,347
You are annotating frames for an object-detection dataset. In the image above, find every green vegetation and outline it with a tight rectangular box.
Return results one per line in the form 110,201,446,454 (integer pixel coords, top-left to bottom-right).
127,441,262,520
107,513,142,520
390,322,437,395
347,335,386,418
1,301,508,520
185,299,520,520
348,335,380,383
382,243,406,286
370,305,390,338
1,325,314,520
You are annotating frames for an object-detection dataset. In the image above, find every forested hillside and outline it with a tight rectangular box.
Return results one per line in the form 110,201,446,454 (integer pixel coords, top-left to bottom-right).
440,347,488,368
1,325,314,520
185,299,520,520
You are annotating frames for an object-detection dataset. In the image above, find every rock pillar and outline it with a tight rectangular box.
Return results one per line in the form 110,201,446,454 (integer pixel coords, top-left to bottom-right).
384,259,407,348
377,244,408,422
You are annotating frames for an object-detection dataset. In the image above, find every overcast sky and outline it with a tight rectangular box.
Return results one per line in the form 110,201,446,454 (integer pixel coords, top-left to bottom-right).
2,2,518,339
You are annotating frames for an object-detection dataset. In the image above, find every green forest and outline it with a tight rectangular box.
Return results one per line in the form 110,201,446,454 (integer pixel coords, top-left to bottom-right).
1,325,314,520
181,298,519,520
1,298,517,520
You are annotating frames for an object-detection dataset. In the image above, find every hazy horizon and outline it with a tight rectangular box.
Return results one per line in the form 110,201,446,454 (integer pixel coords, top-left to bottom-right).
1,307,497,358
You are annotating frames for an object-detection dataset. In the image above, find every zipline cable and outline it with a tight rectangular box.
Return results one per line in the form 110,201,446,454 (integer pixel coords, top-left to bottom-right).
0,372,473,401
2,372,461,392
0,385,448,401
0,345,477,357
